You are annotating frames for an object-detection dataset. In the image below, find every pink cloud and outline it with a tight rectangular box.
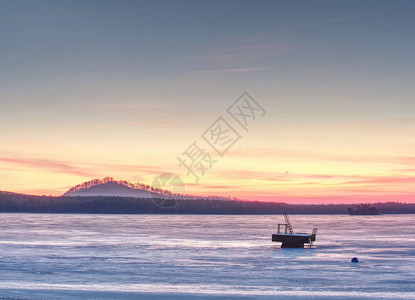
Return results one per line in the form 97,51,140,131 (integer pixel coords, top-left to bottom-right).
20,188,62,196
191,42,290,65
345,176,415,185
185,67,265,74
90,102,168,111
226,149,415,166
0,157,95,177
0,155,164,179
88,102,192,125
94,119,185,129
246,194,415,204
187,39,292,73
186,183,241,190
215,169,288,180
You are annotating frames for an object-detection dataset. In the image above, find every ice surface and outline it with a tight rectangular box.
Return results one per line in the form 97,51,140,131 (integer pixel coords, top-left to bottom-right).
0,214,414,299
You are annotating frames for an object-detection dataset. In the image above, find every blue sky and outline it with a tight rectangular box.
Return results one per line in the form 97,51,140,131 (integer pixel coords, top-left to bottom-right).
1,0,415,202
2,0,415,115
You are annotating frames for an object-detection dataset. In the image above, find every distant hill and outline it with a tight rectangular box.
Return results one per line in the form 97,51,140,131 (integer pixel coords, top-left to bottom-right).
64,181,158,198
64,181,160,198
63,177,168,198
63,177,236,201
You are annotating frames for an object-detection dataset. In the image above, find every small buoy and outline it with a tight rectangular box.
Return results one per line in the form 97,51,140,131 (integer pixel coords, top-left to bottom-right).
351,257,359,263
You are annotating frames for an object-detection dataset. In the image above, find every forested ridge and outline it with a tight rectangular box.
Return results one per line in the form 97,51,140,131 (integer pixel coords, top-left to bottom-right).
1,191,414,214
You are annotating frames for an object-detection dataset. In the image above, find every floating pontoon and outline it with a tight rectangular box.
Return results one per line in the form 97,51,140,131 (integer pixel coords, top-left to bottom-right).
272,213,317,248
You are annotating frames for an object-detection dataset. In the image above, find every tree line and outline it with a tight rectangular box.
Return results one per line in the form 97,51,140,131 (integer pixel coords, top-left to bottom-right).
1,192,414,214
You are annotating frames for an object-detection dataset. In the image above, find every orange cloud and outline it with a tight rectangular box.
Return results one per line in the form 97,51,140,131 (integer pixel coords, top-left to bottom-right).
0,157,95,177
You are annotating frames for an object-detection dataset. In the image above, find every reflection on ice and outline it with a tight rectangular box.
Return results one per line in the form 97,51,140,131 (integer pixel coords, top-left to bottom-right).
0,214,414,299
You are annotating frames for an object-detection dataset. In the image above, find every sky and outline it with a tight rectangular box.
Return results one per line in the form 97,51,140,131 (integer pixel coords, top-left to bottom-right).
1,0,415,203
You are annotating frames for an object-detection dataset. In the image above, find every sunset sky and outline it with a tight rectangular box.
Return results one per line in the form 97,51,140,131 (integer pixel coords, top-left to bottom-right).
1,0,415,203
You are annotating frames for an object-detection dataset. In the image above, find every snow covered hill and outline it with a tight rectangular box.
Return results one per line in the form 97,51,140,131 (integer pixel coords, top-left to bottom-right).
63,177,165,198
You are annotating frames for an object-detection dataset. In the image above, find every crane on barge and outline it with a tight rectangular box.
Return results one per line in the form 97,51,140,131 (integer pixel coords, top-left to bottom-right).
272,213,318,248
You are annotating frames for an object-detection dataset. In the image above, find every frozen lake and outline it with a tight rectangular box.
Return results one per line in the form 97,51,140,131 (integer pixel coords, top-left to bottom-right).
0,213,414,299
